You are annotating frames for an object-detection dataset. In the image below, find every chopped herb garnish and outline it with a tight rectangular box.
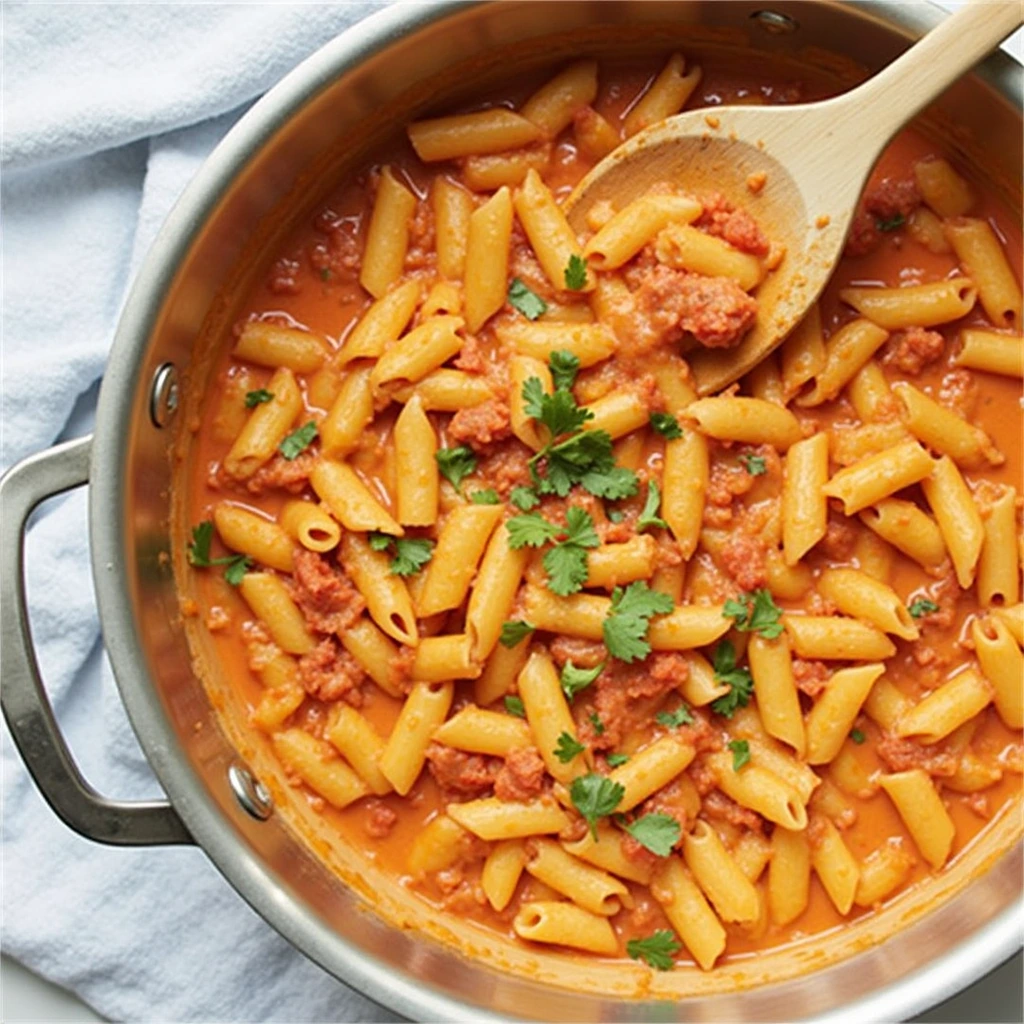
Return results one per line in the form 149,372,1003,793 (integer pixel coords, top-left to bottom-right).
850,727,866,745
435,446,477,493
728,738,751,771
549,349,582,392
279,421,318,460
222,556,252,586
637,480,668,532
655,704,693,729
603,581,674,663
506,512,561,549
187,521,250,585
390,537,435,576
554,731,587,764
367,531,394,552
607,509,625,524
740,453,767,476
509,486,540,511
606,753,630,768
623,813,681,857
542,507,600,596
561,660,604,701
570,772,625,840
508,277,548,320
588,711,606,736
470,488,501,505
908,597,939,619
504,695,526,718
723,588,784,639
244,388,274,408
563,254,588,291
877,213,905,232
710,640,755,718
626,930,682,971
499,620,536,648
649,411,683,440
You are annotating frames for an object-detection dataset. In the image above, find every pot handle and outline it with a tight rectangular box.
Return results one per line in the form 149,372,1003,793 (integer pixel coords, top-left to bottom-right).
1,436,193,846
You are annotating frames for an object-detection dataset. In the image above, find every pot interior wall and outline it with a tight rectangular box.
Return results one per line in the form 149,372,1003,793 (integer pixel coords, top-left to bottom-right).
106,2,1023,1020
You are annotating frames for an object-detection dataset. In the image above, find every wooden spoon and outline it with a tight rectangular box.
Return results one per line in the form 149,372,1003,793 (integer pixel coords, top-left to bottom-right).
566,0,1022,395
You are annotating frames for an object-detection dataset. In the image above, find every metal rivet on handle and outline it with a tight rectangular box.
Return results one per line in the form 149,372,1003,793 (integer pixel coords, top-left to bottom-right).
228,763,273,821
150,363,179,428
751,10,799,34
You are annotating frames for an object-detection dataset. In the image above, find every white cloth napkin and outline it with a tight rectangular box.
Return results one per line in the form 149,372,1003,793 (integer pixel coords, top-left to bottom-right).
2,4,1021,1024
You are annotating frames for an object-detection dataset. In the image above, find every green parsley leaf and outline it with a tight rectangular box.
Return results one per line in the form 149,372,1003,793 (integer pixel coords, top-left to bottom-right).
561,660,604,701
390,537,434,577
637,480,668,532
588,711,606,736
244,388,274,408
549,349,582,391
908,597,939,619
222,555,252,586
541,507,600,596
570,772,625,840
563,254,588,291
367,531,394,552
606,753,629,768
509,486,539,511
504,695,526,718
577,461,639,501
655,704,693,729
877,213,905,232
188,521,216,566
523,377,592,439
563,506,601,548
435,446,477,493
603,582,674,663
623,813,681,857
710,640,755,718
279,421,318,460
469,488,501,505
850,727,866,745
723,588,784,639
554,731,586,764
626,930,682,971
649,411,683,440
500,620,536,648
728,738,751,771
506,512,561,549
607,509,625,523
740,453,767,476
508,277,548,320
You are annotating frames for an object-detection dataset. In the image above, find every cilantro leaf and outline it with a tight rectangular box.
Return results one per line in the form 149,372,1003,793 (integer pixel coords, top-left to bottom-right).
570,772,625,840
588,711,605,736
655,704,693,729
606,753,629,767
561,660,604,700
367,531,394,552
710,640,755,718
470,488,501,505
549,350,581,391
563,506,600,549
500,620,536,648
504,695,526,718
723,588,784,639
578,462,639,501
563,254,588,291
435,446,477,493
506,512,561,549
279,421,318,460
740,453,767,476
508,278,548,320
877,213,905,232
222,555,252,586
523,377,593,439
390,537,434,576
626,930,682,971
850,727,866,744
908,597,939,619
603,582,674,663
244,388,274,408
728,738,751,771
637,480,668,532
543,544,590,596
187,521,216,566
554,731,586,764
509,486,539,511
649,411,683,440
623,813,681,857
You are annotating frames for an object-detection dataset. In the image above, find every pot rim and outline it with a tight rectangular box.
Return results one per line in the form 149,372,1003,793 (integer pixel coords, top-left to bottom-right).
90,2,1023,1021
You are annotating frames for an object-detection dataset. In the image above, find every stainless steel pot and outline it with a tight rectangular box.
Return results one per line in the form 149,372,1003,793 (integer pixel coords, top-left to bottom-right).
3,3,1022,1020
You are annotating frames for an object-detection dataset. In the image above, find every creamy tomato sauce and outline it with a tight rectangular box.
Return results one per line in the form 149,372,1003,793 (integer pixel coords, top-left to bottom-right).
181,51,1023,977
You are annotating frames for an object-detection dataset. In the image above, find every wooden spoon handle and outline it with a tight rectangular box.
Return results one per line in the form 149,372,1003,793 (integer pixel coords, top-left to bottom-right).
837,0,1022,148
